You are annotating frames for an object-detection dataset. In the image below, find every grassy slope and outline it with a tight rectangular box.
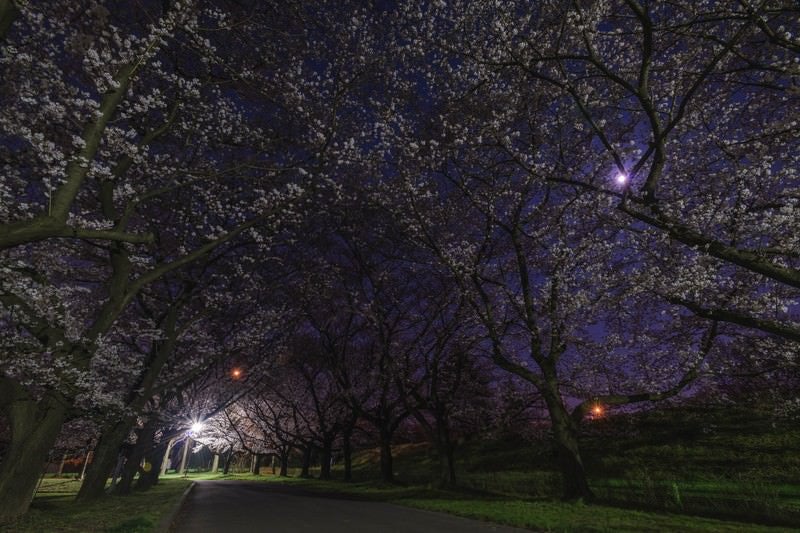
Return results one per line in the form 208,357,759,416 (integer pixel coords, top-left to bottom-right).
324,406,800,530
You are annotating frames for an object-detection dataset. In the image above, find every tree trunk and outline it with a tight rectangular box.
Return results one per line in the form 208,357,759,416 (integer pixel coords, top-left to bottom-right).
108,454,126,491
211,454,220,474
343,431,353,482
300,446,312,478
76,420,133,501
222,449,234,475
429,418,457,487
279,449,289,477
179,437,191,475
116,453,140,496
58,454,68,477
0,389,68,525
250,454,262,475
543,386,593,501
116,419,157,495
79,450,92,481
378,429,394,483
159,438,175,476
136,438,168,491
319,439,333,480
438,444,456,487
0,0,19,41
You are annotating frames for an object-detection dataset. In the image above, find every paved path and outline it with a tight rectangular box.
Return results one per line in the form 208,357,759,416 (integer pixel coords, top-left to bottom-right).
171,480,529,532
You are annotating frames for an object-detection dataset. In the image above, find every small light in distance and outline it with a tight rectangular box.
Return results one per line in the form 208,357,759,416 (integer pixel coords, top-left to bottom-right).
190,421,204,434
592,405,604,417
231,368,242,379
615,173,628,185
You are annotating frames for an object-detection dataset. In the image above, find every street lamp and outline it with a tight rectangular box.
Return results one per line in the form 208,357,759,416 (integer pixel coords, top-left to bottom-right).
180,421,204,476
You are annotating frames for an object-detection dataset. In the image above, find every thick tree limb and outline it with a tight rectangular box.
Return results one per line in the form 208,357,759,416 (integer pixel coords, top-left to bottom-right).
49,64,136,222
571,322,719,423
0,217,155,250
0,0,17,41
0,15,172,250
665,295,800,342
620,203,800,289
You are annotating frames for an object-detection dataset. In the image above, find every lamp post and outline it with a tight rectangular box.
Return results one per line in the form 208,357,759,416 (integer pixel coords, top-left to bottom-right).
160,437,176,476
179,421,205,476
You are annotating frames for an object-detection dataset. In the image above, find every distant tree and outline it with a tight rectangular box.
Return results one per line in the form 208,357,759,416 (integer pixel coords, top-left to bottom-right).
403,293,493,487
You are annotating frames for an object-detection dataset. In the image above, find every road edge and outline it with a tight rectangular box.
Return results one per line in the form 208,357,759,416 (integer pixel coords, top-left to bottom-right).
155,481,196,533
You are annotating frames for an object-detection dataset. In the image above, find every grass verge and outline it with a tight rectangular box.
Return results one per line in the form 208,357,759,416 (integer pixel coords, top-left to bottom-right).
3,478,192,533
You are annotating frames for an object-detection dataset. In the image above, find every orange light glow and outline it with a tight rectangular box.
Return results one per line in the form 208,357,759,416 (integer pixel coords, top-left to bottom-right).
232,368,242,379
592,405,603,417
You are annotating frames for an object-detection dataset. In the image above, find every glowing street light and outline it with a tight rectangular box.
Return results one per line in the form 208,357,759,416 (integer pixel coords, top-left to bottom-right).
181,421,204,476
614,173,628,186
231,368,242,379
591,405,604,417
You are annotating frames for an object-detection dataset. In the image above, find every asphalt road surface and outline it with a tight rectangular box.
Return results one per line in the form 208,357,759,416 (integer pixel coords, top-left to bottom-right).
171,480,530,532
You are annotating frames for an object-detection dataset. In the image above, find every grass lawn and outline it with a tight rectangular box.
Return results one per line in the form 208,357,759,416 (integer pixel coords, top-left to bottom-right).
399,498,798,532
3,478,191,533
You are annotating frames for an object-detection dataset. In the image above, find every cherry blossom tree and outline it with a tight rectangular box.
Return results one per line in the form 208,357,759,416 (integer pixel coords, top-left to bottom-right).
391,166,722,498
0,0,353,520
305,230,428,483
401,291,493,487
400,0,799,340
75,245,288,499
210,390,304,478
360,0,799,499
195,410,246,475
274,343,354,481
